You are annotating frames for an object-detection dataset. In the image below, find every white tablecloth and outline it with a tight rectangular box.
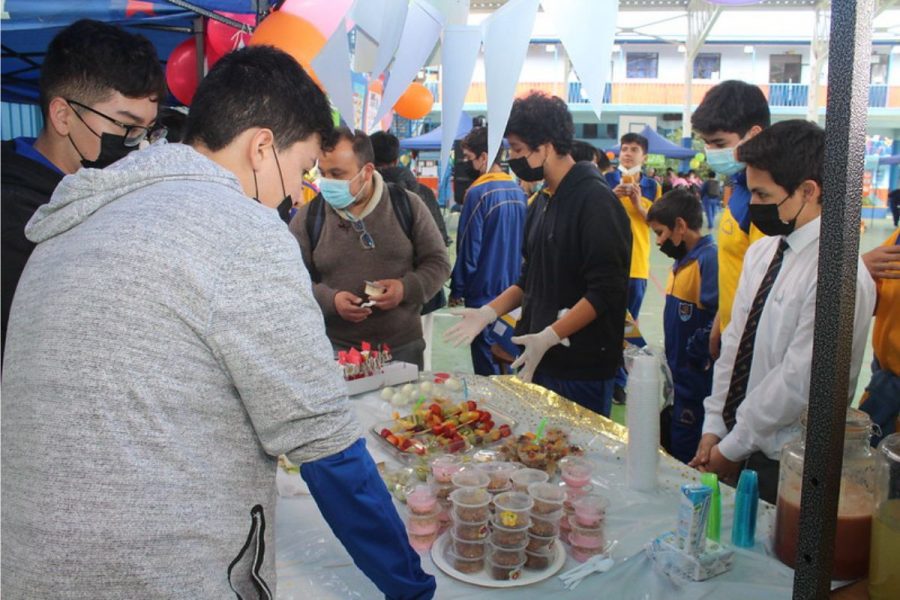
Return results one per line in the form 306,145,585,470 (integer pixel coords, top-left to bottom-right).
274,375,795,600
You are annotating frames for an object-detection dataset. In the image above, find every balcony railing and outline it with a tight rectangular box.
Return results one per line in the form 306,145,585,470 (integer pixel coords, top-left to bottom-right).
427,80,899,110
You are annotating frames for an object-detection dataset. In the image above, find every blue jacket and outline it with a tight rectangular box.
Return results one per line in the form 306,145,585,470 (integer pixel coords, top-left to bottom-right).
663,235,718,404
604,169,661,203
450,172,527,307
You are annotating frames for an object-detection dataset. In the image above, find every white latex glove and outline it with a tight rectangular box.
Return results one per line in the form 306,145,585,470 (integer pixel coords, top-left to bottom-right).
443,305,498,347
510,325,568,383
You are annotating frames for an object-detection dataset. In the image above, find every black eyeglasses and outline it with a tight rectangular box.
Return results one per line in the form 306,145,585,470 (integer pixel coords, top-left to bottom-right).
66,99,165,147
348,217,375,250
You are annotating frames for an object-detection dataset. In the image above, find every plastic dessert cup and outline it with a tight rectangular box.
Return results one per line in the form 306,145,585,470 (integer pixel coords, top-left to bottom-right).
561,482,590,510
451,532,487,559
525,548,555,570
476,461,519,492
567,515,604,550
407,508,441,536
529,510,563,537
490,519,530,547
559,456,593,488
406,485,438,515
487,539,527,564
407,527,438,552
572,494,609,528
526,532,557,552
511,468,550,493
488,556,526,581
451,468,491,490
431,454,463,484
445,547,485,574
449,486,491,522
527,482,566,515
451,514,490,541
569,543,605,563
492,491,534,529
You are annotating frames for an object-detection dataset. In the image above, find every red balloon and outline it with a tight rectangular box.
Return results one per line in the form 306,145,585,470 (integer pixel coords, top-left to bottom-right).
204,35,225,68
206,12,255,58
166,39,200,106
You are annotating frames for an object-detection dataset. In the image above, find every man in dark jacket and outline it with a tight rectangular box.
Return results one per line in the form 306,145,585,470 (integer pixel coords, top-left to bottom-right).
1,19,165,360
446,92,631,416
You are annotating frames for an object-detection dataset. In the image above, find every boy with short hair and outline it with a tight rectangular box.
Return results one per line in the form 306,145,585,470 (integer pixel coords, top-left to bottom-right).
691,80,770,359
689,120,876,503
647,188,718,464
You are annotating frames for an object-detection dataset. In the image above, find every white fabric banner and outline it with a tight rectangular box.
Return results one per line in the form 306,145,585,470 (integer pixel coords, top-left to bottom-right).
439,25,482,174
312,19,356,131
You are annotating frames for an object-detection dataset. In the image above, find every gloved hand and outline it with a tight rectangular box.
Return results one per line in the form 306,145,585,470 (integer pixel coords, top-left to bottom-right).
443,305,498,347
510,325,568,383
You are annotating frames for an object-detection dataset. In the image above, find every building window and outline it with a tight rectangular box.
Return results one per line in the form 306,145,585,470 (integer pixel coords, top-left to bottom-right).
693,53,721,79
626,52,658,79
769,54,802,83
871,54,888,85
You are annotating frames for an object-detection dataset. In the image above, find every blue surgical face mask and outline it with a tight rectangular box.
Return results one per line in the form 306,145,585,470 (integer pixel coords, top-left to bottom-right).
705,146,745,176
319,169,367,210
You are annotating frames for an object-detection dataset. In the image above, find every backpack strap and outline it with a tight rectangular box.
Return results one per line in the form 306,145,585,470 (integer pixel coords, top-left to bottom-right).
305,194,326,282
386,182,414,242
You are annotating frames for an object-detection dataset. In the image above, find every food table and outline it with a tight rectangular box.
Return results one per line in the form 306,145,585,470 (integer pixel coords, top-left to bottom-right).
273,375,802,599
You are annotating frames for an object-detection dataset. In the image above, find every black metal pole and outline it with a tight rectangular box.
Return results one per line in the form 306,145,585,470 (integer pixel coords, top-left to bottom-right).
793,0,874,598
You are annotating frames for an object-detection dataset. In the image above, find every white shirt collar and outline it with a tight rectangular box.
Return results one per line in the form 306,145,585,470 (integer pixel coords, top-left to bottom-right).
784,215,821,254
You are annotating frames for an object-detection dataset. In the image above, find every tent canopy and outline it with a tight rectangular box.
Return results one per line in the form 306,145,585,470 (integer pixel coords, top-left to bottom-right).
877,154,900,166
1,1,271,104
608,125,697,160
399,113,473,151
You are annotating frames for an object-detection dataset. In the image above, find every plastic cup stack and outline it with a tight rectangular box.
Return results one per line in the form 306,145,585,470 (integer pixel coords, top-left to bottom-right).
446,486,491,572
626,354,661,492
487,491,533,580
405,485,441,552
430,454,462,526
524,482,565,570
558,456,594,542
567,495,610,562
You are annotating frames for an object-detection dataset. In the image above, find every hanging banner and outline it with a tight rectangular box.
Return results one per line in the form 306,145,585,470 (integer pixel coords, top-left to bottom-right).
440,25,482,176
482,0,540,163
312,18,356,131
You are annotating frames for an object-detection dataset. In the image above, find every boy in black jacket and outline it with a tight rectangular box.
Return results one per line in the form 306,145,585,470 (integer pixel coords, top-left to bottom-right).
446,92,631,416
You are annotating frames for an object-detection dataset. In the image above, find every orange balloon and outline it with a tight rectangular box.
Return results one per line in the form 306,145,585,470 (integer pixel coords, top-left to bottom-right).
606,151,616,160
394,82,434,120
249,11,326,82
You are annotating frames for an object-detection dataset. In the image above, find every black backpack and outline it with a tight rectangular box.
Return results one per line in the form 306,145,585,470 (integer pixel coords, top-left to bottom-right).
305,183,447,315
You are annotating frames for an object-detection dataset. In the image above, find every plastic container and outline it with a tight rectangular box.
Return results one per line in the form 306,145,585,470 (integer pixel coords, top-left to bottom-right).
431,454,463,484
572,494,609,528
525,548,555,570
530,510,563,537
451,532,487,559
407,527,438,552
407,507,440,536
426,476,454,502
526,532,557,552
870,433,900,600
492,491,534,529
528,482,566,515
450,486,491,522
444,546,485,574
451,468,491,490
774,408,875,580
476,461,518,492
487,539,527,563
451,515,490,540
561,482,589,511
569,544,604,563
568,515,604,550
488,556,526,581
406,485,438,515
511,468,550,493
490,519,530,547
559,456,593,488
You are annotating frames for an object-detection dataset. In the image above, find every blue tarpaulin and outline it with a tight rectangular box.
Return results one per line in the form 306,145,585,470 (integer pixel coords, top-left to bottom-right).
608,125,698,160
399,113,473,151
1,1,273,103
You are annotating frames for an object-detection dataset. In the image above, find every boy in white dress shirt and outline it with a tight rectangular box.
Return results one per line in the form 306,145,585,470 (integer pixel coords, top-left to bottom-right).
689,120,876,502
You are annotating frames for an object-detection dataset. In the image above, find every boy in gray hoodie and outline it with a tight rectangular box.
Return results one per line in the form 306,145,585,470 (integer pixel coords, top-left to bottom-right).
1,47,435,599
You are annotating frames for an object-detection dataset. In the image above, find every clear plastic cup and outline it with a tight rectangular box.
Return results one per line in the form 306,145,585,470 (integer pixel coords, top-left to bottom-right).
527,481,566,515
489,519,530,547
406,485,438,515
451,532,487,559
559,456,593,488
492,491,534,529
525,547,555,570
431,454,463,484
488,556,526,581
451,513,490,541
444,546,485,574
406,527,438,552
510,467,550,493
451,467,491,490
449,486,491,522
526,532,557,552
487,539,527,563
529,509,563,537
572,494,609,528
475,461,518,492
407,506,441,536
569,544,604,563
567,515,604,550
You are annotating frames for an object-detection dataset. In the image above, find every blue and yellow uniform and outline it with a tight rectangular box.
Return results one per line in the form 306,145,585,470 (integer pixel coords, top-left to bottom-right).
450,171,527,375
718,171,764,331
663,235,718,463
860,229,900,444
605,169,661,319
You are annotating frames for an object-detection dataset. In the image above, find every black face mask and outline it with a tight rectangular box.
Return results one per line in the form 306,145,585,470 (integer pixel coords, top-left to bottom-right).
70,132,136,169
276,195,293,224
508,154,544,182
457,160,481,180
749,193,804,237
660,238,687,260
253,148,293,224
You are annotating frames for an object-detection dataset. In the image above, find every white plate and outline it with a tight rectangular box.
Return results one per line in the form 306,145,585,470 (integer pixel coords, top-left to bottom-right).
430,530,566,588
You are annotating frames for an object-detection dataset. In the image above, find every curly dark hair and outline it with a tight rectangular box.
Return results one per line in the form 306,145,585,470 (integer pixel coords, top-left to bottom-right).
737,119,824,199
647,187,704,231
505,91,574,156
39,19,166,117
184,46,333,152
691,80,770,137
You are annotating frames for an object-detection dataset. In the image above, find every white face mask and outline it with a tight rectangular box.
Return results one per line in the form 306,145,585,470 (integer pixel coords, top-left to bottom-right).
618,164,642,177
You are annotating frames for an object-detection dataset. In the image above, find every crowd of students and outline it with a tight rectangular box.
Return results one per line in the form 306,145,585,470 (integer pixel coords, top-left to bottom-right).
1,17,898,598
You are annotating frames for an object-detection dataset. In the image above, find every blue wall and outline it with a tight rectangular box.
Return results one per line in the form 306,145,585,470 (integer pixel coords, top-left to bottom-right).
1,102,43,140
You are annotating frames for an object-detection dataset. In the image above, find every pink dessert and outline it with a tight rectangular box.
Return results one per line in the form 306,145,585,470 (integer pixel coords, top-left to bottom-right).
431,454,462,484
407,514,439,536
559,457,592,487
407,485,438,515
572,495,609,527
568,531,604,549
407,529,438,552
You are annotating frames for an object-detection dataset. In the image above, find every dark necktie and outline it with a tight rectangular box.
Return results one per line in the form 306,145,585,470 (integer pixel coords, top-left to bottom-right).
722,238,790,430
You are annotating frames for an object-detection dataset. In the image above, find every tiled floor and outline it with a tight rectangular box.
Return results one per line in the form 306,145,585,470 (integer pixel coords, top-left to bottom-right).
430,209,898,425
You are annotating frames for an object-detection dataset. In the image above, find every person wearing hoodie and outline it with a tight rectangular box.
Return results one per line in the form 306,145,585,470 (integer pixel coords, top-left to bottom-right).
1,19,165,362
449,126,527,375
445,92,631,416
1,47,435,600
